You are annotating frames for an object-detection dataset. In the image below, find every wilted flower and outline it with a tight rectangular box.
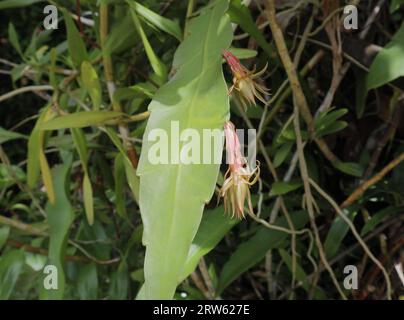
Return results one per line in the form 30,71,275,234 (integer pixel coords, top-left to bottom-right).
219,121,260,219
222,50,269,109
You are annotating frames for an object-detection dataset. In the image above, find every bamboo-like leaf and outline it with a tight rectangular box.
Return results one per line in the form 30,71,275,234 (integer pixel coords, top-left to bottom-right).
269,181,302,196
8,23,23,57
114,153,128,219
0,126,27,144
0,163,25,188
81,61,102,110
77,263,98,300
105,128,127,156
367,22,404,90
71,128,94,225
39,150,55,204
39,160,75,299
27,106,50,188
316,121,347,138
127,1,167,82
41,111,123,130
104,127,139,205
0,250,25,299
124,156,139,204
361,206,402,236
38,107,56,203
315,108,348,131
104,14,138,55
71,128,89,165
0,226,10,250
324,207,358,259
83,173,94,225
137,0,233,299
228,0,272,57
273,142,293,168
114,83,157,101
63,9,88,68
133,1,182,40
108,264,129,300
333,161,364,177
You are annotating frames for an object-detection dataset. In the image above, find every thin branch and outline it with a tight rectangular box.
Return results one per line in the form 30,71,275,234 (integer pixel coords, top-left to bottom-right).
309,178,392,300
190,271,212,299
0,146,47,217
198,257,216,299
76,0,84,35
265,1,314,131
341,152,404,208
0,85,53,103
0,212,120,265
316,0,386,115
6,239,87,262
0,215,47,236
278,215,400,299
292,101,347,299
259,50,325,138
265,0,340,166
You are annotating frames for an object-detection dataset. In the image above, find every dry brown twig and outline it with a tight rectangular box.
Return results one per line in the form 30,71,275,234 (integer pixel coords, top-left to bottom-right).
264,1,393,298
309,178,393,300
6,239,88,262
190,271,213,299
278,215,400,299
316,0,387,115
292,101,347,299
318,0,343,115
266,0,347,299
0,85,54,103
264,0,340,166
341,152,404,209
0,213,120,265
267,0,391,233
198,257,216,299
237,101,303,297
